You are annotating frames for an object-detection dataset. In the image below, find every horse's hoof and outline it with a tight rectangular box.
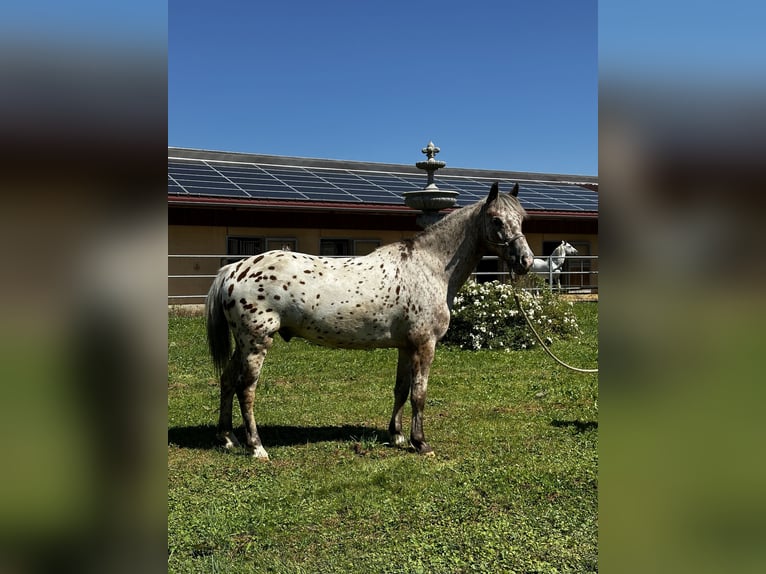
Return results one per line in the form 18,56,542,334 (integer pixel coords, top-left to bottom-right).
218,432,240,449
411,441,435,456
391,434,408,448
249,445,270,460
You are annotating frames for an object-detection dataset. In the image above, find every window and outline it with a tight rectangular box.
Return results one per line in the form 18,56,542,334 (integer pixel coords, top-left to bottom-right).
225,236,296,265
320,239,351,256
320,238,381,256
225,236,263,265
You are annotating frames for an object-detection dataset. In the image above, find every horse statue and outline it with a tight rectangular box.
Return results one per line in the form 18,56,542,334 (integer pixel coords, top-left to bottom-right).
531,240,578,290
205,182,534,459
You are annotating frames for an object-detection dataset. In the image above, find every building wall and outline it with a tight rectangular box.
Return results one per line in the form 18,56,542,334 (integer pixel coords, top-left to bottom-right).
169,223,597,303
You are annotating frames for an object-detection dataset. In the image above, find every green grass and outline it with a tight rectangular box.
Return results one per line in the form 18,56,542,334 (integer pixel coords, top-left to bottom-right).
168,302,598,573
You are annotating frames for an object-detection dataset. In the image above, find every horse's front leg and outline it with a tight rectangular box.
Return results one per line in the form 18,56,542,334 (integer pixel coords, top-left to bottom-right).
388,348,412,448
408,340,436,456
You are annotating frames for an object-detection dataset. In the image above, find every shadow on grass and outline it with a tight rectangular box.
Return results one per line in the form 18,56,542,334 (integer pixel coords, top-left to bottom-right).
551,419,598,433
168,424,388,450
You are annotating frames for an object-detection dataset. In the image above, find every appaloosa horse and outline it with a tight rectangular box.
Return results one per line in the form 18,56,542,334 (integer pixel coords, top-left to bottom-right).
206,182,534,459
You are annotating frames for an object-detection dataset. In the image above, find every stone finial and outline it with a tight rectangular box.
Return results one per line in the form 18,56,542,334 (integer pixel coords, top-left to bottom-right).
421,141,440,160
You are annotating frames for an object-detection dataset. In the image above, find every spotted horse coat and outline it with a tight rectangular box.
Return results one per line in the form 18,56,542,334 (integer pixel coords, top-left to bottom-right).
205,182,534,459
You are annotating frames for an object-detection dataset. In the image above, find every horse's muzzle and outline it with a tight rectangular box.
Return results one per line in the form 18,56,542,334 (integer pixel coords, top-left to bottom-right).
512,250,534,275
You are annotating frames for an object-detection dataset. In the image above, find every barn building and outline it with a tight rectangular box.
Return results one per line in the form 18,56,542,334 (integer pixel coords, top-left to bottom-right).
168,145,598,303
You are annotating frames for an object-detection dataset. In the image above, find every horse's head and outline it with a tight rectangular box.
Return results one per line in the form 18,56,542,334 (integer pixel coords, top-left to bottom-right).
561,241,579,256
481,182,534,275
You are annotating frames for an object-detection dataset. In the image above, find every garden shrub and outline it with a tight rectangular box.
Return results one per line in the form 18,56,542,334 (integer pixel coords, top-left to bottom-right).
442,276,581,350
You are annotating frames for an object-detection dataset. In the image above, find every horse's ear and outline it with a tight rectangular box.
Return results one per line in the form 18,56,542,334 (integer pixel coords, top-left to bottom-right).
486,182,499,204
510,183,519,197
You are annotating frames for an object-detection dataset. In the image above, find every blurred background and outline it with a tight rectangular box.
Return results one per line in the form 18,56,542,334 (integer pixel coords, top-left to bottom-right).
0,3,167,573
600,2,766,572
1,2,765,573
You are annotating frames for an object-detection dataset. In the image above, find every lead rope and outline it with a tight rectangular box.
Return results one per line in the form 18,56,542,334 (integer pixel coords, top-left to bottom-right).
511,285,598,374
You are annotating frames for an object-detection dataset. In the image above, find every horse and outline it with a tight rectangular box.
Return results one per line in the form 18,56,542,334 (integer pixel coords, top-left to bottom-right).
531,241,578,289
205,182,534,459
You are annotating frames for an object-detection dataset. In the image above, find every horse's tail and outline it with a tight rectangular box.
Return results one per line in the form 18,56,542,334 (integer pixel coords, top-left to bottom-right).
205,268,232,377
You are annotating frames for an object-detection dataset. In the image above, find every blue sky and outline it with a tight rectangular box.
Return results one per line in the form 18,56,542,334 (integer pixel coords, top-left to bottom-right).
169,1,597,176
599,1,766,86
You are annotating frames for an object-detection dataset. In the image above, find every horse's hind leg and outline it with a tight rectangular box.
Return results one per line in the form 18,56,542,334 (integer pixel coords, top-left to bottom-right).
216,350,241,449
388,349,412,448
236,337,273,460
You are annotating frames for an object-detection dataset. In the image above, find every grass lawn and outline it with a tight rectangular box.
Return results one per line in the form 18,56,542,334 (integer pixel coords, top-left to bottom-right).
168,302,598,573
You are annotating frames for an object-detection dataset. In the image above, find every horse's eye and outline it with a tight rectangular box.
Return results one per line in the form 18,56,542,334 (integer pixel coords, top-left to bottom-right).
491,217,503,228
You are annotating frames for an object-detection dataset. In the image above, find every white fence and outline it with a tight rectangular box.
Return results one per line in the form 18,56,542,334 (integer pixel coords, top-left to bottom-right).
168,254,598,303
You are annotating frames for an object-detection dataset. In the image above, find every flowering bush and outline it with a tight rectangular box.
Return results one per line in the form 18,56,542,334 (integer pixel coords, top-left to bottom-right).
442,277,581,350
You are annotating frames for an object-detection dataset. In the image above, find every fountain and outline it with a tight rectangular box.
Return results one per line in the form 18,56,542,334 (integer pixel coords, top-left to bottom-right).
403,141,459,227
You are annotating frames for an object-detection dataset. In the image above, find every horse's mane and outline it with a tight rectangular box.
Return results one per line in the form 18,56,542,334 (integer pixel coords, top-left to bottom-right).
493,192,527,218
412,193,527,243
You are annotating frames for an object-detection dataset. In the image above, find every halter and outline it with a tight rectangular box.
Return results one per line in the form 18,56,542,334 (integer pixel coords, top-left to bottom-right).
485,233,525,247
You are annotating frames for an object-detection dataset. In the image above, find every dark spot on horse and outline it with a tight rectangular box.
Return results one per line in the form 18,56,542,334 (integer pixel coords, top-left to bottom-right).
228,270,235,279
299,280,306,285
240,298,247,304
274,295,281,300
400,238,414,260
249,308,257,313
237,268,250,281
266,309,273,313
224,299,236,310
249,273,258,278
283,284,288,291
253,255,265,264
304,270,312,274
316,294,320,299
270,275,277,281
257,295,265,300
268,266,275,270
227,284,234,296
396,286,401,295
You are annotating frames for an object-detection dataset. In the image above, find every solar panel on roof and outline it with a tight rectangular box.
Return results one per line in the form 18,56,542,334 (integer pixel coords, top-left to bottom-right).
168,157,597,212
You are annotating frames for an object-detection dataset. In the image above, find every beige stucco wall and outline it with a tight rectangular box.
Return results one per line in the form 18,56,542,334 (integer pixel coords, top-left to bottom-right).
169,225,598,303
169,225,420,303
